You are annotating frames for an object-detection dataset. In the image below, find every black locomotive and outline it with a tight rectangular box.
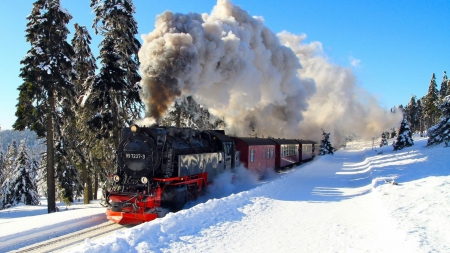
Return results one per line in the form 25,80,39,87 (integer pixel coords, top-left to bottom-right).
106,124,240,224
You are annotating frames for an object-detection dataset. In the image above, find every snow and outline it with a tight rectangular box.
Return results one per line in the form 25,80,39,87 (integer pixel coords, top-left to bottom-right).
1,135,450,252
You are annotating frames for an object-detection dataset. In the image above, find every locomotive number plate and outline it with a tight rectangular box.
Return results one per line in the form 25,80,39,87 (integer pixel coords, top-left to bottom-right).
126,153,146,159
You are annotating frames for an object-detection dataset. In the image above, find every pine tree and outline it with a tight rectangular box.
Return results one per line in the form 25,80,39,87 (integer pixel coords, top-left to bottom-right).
14,0,75,213
10,140,39,206
379,132,388,147
405,95,420,133
319,129,334,155
0,140,19,189
427,95,450,146
71,23,98,204
0,146,5,185
417,97,425,135
439,71,448,99
5,140,18,171
89,0,143,147
390,128,397,139
0,141,18,207
0,145,8,208
423,73,440,129
393,114,414,151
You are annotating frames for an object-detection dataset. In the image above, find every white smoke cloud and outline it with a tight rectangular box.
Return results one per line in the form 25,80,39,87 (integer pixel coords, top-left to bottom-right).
137,0,402,146
278,32,402,145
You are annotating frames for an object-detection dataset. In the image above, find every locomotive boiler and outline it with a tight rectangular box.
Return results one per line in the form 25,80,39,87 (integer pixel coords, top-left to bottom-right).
106,124,239,224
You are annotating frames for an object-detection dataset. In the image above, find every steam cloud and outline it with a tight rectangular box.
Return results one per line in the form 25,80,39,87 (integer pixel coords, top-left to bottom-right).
137,0,402,145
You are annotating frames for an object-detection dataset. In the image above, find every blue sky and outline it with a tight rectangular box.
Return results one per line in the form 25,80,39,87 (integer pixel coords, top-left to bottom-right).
0,0,449,130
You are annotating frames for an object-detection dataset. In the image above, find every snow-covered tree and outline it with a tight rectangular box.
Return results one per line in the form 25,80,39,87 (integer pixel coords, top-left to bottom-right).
423,73,440,129
5,140,18,172
427,96,450,147
379,132,388,147
393,115,414,151
88,0,143,147
0,140,39,209
14,0,76,213
319,129,334,155
70,23,98,204
0,146,5,185
11,141,39,205
161,95,224,130
0,140,19,190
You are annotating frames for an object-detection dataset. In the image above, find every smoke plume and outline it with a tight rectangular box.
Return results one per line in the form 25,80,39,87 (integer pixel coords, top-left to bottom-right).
137,0,402,145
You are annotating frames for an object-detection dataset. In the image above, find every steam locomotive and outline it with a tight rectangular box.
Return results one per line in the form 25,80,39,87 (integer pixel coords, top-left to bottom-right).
106,124,316,225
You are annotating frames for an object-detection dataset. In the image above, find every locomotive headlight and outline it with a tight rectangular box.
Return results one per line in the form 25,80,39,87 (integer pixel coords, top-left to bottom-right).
113,175,120,182
131,124,139,133
141,177,148,184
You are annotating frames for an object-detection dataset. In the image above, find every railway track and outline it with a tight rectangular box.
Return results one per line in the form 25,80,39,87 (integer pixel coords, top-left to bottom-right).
10,221,130,253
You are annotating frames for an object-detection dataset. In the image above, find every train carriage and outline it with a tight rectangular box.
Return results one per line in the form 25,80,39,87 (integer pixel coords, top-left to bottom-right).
296,140,315,162
312,141,319,157
232,137,275,174
268,138,300,170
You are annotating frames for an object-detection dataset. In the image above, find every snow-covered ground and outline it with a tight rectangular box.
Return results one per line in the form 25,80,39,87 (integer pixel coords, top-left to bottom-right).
1,135,449,252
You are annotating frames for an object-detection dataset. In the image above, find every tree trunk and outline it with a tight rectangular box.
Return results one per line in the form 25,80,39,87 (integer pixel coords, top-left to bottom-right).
88,174,93,201
94,171,98,200
82,162,90,204
47,91,56,213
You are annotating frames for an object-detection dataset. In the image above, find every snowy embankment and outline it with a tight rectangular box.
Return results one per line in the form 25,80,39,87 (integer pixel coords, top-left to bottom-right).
67,137,449,253
0,201,106,252
1,136,449,252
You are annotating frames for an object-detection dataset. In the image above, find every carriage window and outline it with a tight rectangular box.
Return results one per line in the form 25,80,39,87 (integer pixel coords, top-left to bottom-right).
270,147,274,159
250,149,255,162
266,147,270,159
223,142,232,155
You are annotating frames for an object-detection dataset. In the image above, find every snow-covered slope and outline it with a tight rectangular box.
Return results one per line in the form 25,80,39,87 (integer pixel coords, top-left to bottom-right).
1,136,449,252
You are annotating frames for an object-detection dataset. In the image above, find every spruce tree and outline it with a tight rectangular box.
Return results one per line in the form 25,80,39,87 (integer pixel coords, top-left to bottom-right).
390,128,397,139
71,23,98,204
405,95,420,133
0,143,13,208
393,114,414,151
89,0,143,147
0,147,5,186
423,73,440,129
319,129,334,155
10,140,40,206
14,0,75,213
427,96,450,146
440,71,448,99
379,132,388,147
417,97,425,135
5,140,18,172
0,140,19,191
